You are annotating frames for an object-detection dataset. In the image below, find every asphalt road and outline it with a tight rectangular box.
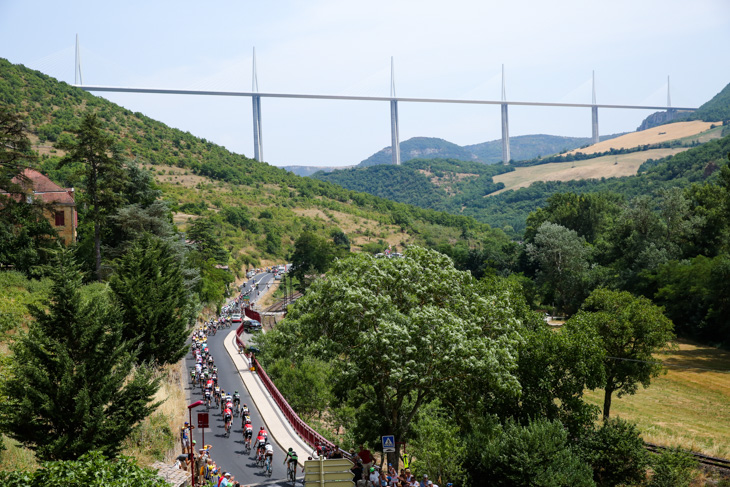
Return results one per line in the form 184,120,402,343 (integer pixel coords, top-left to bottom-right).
184,272,296,486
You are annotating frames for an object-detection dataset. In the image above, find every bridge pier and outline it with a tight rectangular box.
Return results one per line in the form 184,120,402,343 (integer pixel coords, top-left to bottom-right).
251,48,263,162
390,57,400,165
252,95,263,162
390,100,401,165
591,71,599,144
501,65,510,164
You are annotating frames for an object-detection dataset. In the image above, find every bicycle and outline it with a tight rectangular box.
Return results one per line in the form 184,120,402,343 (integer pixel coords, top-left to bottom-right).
244,437,251,455
225,420,231,438
287,462,296,484
265,456,272,477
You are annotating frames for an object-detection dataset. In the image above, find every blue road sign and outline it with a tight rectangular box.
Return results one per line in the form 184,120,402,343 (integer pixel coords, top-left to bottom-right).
382,435,395,452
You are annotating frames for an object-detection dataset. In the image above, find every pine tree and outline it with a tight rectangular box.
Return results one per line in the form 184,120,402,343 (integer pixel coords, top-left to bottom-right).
57,113,127,281
0,249,160,461
110,234,191,366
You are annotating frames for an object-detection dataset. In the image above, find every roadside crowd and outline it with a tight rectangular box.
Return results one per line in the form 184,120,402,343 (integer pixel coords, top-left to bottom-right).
312,443,450,487
176,427,243,486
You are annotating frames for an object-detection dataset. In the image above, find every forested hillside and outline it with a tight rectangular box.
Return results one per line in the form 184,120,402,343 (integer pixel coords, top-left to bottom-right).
0,58,513,275
357,133,624,167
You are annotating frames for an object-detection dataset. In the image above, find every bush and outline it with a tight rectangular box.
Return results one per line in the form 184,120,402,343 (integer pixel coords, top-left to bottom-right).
578,418,648,487
478,418,595,487
648,448,697,487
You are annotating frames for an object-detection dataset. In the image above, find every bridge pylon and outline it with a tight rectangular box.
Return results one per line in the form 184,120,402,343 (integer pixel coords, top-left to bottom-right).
591,70,599,145
501,64,510,165
252,48,264,162
390,56,401,166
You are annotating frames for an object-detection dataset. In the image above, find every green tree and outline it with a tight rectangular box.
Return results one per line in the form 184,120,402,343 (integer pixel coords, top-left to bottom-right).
0,198,58,274
258,247,522,465
477,418,595,487
185,217,229,264
290,231,339,290
58,113,128,280
409,401,467,486
0,249,160,460
526,221,591,314
570,288,675,419
266,357,333,417
0,107,36,193
648,447,698,487
0,450,168,487
578,418,648,487
499,319,605,435
109,234,192,366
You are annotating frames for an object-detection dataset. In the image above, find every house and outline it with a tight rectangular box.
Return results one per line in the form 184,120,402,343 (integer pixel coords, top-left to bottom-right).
0,168,77,245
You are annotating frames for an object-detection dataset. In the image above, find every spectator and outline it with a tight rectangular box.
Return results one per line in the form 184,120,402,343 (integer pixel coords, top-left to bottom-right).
175,453,189,471
369,466,380,487
358,444,374,471
330,445,343,459
388,463,397,478
220,471,232,486
419,474,429,487
352,460,364,486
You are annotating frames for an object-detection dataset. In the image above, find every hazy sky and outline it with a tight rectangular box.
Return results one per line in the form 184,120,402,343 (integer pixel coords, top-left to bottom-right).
2,1,730,167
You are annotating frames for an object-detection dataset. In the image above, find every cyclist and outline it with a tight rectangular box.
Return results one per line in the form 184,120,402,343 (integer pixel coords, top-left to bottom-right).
264,439,274,472
223,406,233,436
243,420,253,450
233,390,241,415
284,447,299,480
242,403,250,417
204,385,212,408
254,428,268,452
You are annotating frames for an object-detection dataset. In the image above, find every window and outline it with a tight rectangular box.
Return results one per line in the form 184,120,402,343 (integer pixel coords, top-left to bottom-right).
54,210,65,226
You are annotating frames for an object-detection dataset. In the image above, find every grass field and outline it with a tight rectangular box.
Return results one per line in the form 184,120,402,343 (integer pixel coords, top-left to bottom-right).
565,121,719,155
584,340,730,459
490,147,688,194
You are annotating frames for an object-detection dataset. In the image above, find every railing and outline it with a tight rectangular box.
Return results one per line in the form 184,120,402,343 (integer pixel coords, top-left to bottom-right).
235,324,344,457
244,307,262,323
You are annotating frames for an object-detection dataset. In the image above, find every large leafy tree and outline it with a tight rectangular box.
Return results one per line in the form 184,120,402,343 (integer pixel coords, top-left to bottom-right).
110,234,192,366
58,113,127,281
526,221,591,314
290,230,343,290
568,288,675,419
258,247,523,464
0,249,160,460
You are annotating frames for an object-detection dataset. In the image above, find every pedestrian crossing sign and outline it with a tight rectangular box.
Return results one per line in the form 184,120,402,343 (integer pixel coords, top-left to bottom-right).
382,435,395,452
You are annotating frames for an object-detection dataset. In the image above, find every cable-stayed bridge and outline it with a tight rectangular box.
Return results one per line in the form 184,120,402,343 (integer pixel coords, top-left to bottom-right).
72,39,697,166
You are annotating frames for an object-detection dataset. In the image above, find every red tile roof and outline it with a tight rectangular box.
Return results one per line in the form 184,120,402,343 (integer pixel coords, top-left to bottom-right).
1,169,75,205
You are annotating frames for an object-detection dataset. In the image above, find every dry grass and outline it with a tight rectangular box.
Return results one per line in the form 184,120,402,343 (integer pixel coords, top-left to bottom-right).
491,147,688,195
565,121,720,155
583,340,730,458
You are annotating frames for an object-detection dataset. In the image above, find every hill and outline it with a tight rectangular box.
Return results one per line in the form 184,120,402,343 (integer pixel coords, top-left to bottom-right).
358,137,478,167
637,81,730,130
0,58,511,266
357,133,625,167
464,133,623,163
279,165,354,177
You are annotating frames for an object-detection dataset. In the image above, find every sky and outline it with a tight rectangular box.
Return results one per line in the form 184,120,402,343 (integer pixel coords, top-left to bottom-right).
1,0,730,167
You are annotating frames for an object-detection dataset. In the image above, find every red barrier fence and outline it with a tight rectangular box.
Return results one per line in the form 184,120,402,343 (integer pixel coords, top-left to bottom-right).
235,324,341,456
244,307,261,323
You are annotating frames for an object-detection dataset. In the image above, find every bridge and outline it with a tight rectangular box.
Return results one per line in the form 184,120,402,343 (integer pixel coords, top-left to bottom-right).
73,39,697,166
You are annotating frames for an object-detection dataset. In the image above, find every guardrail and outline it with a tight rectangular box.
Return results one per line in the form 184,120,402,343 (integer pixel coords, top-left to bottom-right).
235,324,346,457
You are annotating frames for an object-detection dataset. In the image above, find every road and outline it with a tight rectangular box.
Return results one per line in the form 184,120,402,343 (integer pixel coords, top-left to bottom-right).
184,272,298,486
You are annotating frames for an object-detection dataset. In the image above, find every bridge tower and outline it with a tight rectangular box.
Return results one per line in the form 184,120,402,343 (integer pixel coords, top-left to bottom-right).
666,75,675,121
591,70,599,144
74,34,83,85
501,64,510,165
251,48,264,162
390,57,401,165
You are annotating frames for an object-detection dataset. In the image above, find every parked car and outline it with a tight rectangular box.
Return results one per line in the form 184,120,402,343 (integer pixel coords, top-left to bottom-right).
244,320,262,332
